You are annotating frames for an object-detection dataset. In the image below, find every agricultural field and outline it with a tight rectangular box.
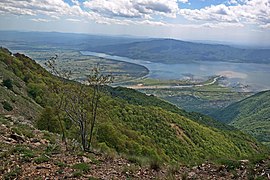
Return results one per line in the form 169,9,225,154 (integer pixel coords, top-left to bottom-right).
16,50,149,83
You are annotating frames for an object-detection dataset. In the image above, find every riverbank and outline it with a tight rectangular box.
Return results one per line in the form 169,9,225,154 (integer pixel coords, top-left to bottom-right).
122,76,222,90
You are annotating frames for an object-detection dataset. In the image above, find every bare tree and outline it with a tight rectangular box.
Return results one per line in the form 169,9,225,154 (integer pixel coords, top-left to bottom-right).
87,65,113,149
62,65,112,151
62,83,91,151
45,58,112,151
45,55,71,148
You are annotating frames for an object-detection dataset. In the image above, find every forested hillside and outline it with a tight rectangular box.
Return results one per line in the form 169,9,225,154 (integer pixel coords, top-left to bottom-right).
213,91,270,144
0,47,267,165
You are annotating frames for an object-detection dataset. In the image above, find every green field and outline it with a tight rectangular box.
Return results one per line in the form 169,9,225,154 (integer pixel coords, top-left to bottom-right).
16,50,149,83
137,82,253,115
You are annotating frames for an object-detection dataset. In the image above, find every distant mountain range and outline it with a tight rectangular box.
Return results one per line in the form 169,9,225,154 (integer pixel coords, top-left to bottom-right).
1,31,270,64
89,39,270,64
0,31,144,51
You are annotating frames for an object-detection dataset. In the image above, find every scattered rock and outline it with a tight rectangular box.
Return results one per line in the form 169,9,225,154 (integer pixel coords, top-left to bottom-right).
36,166,51,170
240,160,249,164
82,156,92,163
34,142,41,146
188,172,196,177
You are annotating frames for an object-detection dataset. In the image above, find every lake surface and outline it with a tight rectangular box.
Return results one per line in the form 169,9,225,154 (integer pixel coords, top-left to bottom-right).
81,51,270,92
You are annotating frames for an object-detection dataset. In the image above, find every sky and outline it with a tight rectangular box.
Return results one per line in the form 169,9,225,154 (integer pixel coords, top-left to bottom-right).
0,0,270,46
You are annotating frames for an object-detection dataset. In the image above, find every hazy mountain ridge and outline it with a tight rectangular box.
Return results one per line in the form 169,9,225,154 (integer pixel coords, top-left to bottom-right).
0,31,146,51
89,38,270,64
1,31,270,65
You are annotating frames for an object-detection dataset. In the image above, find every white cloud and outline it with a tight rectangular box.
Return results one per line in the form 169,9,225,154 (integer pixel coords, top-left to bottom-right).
31,18,51,22
66,18,81,22
260,23,270,29
180,0,270,27
0,0,268,29
0,0,85,19
83,0,181,19
71,0,80,6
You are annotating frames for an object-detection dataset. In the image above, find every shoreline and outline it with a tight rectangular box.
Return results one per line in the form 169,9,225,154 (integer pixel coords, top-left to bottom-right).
123,76,223,90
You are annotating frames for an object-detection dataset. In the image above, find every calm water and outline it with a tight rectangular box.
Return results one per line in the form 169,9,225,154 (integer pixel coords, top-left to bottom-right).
81,51,270,91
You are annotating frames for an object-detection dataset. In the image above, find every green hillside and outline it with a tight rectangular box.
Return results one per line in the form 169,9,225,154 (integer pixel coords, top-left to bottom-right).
213,91,270,144
0,49,42,120
0,47,267,165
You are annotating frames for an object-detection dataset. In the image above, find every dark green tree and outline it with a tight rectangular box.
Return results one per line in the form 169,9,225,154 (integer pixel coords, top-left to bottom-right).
2,78,13,90
37,107,60,133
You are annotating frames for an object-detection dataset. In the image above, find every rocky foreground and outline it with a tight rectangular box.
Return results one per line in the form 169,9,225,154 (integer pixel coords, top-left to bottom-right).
0,115,270,180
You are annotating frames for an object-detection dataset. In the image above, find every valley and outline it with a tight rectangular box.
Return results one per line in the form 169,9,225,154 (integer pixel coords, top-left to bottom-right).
1,0,270,178
1,31,270,179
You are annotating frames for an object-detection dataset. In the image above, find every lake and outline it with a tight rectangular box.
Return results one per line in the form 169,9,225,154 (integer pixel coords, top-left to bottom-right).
81,51,270,92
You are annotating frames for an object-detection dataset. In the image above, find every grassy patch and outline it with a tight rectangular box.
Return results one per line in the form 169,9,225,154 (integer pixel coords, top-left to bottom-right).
72,163,90,173
72,171,83,178
45,144,61,155
34,155,50,164
54,161,67,168
42,131,56,144
11,125,34,138
21,151,35,162
11,145,32,154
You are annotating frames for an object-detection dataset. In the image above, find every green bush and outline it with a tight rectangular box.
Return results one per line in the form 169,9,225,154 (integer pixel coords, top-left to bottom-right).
45,144,61,155
2,78,13,90
149,159,162,171
2,101,13,111
36,107,60,133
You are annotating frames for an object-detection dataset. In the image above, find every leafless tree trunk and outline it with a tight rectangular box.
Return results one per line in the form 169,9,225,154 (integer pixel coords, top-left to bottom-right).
46,57,112,151
87,65,113,150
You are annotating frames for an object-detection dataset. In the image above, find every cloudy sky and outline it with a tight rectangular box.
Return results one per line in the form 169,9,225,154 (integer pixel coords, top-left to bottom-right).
0,0,270,46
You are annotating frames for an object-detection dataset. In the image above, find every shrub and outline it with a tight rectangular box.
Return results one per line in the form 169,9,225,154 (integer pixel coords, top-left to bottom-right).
2,78,13,90
2,101,13,111
36,107,60,133
45,144,61,155
149,159,162,171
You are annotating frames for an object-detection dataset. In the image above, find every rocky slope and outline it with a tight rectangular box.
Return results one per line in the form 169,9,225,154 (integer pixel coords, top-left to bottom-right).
1,115,270,180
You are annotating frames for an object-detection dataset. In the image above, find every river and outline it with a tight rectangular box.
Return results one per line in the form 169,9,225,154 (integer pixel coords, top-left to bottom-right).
80,51,270,92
